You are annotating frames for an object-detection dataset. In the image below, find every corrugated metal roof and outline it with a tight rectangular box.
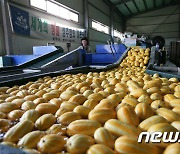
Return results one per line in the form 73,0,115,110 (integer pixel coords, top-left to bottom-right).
109,0,180,17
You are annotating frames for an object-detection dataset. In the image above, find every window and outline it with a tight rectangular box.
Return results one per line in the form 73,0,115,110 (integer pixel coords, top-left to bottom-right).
114,30,121,38
30,0,79,22
114,30,123,40
92,21,98,29
92,20,109,34
30,0,46,10
70,12,79,22
102,25,109,34
47,1,60,16
59,6,70,20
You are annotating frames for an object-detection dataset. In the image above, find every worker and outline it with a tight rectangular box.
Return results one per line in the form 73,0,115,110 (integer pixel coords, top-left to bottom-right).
78,37,93,53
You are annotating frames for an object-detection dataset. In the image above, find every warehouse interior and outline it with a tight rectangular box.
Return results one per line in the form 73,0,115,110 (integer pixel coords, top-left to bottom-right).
0,0,180,153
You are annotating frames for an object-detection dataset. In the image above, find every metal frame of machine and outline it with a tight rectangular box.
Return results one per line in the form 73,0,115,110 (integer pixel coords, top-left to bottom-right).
0,47,129,87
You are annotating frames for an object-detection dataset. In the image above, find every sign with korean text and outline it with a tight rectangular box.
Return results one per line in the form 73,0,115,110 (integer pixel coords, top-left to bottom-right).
10,4,86,43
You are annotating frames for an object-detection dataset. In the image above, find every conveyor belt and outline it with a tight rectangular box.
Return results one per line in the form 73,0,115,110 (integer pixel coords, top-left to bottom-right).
0,47,64,73
0,48,129,87
0,47,86,80
0,44,128,85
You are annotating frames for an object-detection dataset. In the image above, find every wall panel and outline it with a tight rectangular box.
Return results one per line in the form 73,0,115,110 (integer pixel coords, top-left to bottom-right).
89,0,110,15
89,28,110,51
88,4,110,26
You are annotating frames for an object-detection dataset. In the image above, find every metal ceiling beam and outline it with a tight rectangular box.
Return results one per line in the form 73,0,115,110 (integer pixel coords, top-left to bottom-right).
162,0,165,6
126,2,180,18
153,0,156,8
151,31,179,33
131,13,180,18
103,0,126,18
143,0,148,10
102,0,112,6
114,0,133,6
133,0,140,12
114,8,126,19
127,22,179,26
124,3,133,14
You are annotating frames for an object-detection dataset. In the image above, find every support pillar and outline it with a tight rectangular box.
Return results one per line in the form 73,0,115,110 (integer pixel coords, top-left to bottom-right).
83,0,89,40
1,0,13,55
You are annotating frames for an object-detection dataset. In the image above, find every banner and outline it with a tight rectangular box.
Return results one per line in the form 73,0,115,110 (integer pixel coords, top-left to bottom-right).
10,4,86,43
10,5,30,36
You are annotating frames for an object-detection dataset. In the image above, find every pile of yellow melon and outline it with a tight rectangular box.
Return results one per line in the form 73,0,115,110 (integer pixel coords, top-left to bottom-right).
0,47,179,154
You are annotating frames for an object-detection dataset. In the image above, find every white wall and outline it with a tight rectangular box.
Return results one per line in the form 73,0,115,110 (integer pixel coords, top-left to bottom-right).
126,5,180,51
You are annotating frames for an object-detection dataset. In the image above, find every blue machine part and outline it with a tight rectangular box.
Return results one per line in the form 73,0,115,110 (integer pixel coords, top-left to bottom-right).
84,44,126,65
96,44,126,54
2,44,126,67
6,55,39,66
4,46,63,66
0,56,12,67
85,53,122,65
33,46,58,55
